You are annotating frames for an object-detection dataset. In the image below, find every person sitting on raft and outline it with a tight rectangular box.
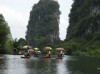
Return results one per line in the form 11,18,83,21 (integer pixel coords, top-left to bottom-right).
24,48,30,57
45,51,51,58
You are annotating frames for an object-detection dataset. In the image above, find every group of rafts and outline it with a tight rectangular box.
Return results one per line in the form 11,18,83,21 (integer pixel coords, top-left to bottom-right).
22,45,65,59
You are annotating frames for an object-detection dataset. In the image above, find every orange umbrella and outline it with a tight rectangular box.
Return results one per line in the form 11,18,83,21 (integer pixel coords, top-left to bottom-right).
44,47,52,51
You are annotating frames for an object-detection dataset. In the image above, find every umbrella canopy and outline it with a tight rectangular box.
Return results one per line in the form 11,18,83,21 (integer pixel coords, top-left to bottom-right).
34,48,39,51
55,48,65,51
27,45,32,49
23,45,32,49
23,45,27,49
44,47,52,51
29,48,34,52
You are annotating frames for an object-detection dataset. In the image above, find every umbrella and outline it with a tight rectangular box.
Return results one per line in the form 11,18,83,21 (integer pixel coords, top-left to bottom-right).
44,47,52,51
23,45,27,49
23,45,32,49
29,48,34,52
55,48,65,51
34,48,39,51
27,45,32,49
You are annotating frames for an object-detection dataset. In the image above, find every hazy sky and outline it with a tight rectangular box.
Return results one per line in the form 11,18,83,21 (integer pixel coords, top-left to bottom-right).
0,0,73,40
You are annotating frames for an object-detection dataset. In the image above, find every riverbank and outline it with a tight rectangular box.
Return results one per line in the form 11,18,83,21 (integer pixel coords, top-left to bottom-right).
72,49,100,57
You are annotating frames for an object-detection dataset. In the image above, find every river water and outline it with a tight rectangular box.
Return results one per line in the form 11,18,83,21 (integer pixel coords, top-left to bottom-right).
0,55,100,74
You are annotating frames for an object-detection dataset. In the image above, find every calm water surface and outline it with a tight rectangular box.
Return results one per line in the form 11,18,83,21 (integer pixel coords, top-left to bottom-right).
0,55,100,74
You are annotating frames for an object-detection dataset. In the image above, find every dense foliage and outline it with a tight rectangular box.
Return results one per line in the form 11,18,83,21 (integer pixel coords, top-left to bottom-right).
5,39,13,54
62,0,100,57
26,0,60,49
0,14,12,53
13,38,27,53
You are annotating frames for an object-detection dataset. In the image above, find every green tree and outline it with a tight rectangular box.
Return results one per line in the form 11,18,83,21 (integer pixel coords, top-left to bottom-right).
0,14,10,53
17,38,27,48
5,40,13,54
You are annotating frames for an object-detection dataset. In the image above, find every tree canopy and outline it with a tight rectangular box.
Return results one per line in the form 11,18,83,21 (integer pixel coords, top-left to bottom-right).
0,14,10,53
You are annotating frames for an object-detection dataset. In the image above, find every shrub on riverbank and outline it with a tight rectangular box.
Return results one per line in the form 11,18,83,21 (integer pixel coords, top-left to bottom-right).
59,39,100,57
5,40,14,54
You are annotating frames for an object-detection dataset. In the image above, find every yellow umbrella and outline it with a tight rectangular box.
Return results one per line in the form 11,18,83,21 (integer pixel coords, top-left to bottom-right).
23,45,27,49
23,45,32,49
29,48,34,52
34,48,39,51
44,47,52,51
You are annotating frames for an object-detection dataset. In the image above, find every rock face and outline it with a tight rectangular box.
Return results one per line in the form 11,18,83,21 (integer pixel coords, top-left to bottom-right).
26,0,60,47
66,0,100,40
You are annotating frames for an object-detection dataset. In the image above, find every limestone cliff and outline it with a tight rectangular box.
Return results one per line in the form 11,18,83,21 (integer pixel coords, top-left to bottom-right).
26,0,60,47
67,0,100,40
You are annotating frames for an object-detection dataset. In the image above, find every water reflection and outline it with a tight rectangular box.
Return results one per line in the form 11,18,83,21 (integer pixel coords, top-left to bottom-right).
0,55,6,74
0,55,100,74
4,55,29,74
27,57,57,74
56,57,68,74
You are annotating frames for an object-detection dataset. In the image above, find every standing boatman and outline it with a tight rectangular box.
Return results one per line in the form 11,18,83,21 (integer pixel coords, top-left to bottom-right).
60,51,63,58
48,51,51,58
